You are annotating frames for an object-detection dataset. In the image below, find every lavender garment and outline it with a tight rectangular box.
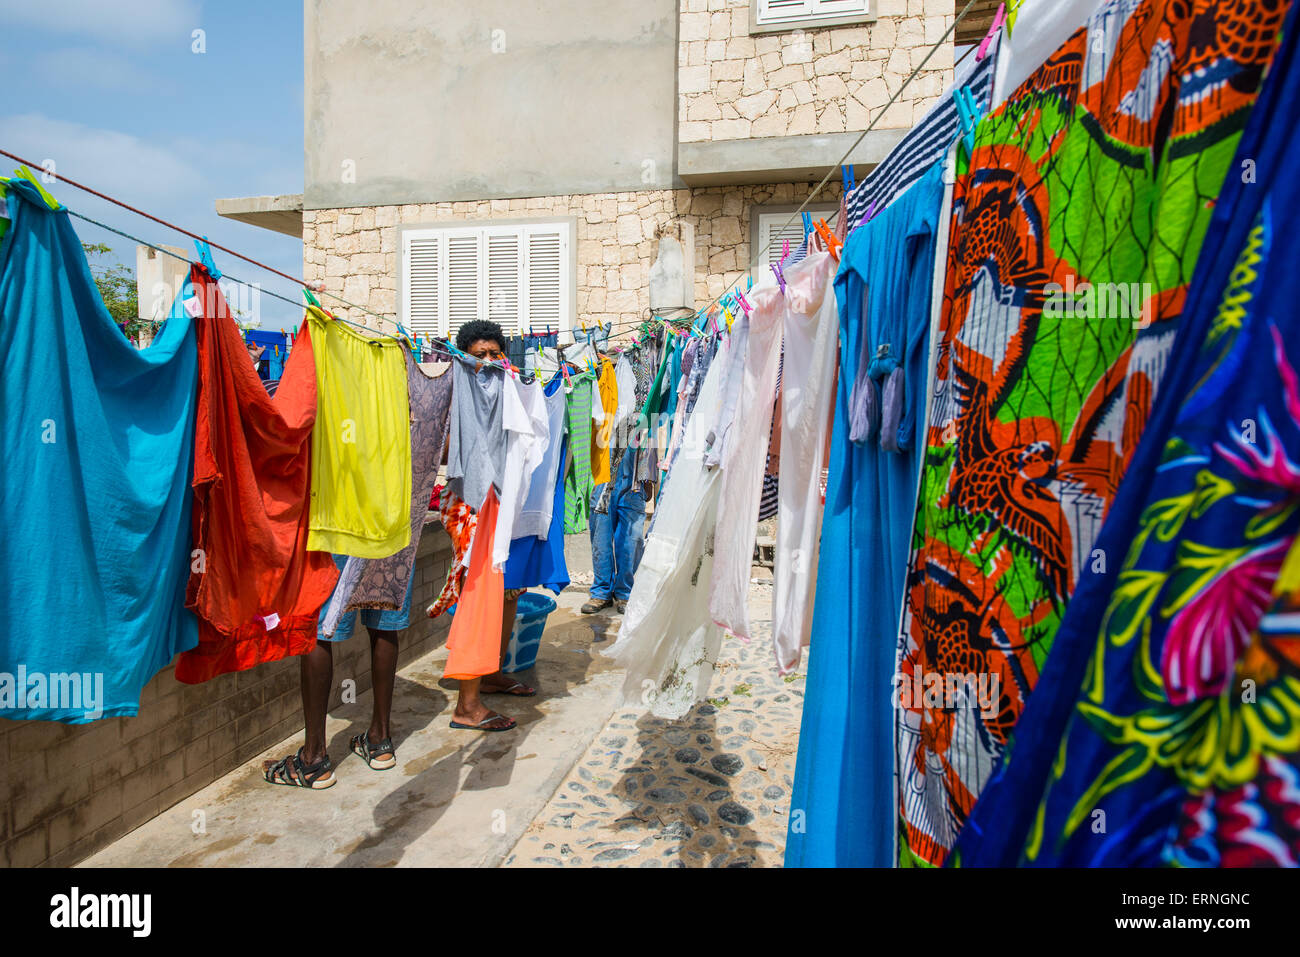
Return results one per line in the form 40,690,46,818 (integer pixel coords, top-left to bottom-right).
332,352,453,614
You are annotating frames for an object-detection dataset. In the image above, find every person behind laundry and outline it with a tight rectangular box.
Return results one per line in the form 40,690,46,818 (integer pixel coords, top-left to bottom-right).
432,319,536,733
583,346,652,615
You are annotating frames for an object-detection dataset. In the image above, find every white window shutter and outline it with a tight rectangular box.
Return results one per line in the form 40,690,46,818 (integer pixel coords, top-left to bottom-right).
445,231,482,341
757,0,867,24
524,224,568,333
757,0,814,24
404,233,440,337
485,229,522,336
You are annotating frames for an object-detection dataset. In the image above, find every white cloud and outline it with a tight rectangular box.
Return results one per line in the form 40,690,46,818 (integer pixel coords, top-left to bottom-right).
0,0,202,47
0,112,201,201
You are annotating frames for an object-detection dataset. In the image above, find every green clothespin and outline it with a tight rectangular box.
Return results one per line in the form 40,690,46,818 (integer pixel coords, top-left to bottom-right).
13,166,61,210
302,287,322,309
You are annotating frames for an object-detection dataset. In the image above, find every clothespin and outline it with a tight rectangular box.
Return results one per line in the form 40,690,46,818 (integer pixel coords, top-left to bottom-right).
841,164,856,193
13,166,62,210
814,219,842,262
771,262,786,292
801,212,813,239
193,236,222,280
954,85,984,160
736,290,752,316
977,3,1005,61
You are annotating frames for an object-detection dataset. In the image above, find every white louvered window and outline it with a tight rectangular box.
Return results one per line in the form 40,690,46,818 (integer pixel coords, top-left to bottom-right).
755,0,870,27
753,205,838,287
402,220,572,340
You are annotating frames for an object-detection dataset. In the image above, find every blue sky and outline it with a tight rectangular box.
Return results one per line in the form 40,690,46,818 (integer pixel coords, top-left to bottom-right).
0,0,305,328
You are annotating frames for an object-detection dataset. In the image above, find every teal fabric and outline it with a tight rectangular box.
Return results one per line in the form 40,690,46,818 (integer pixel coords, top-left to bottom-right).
0,179,199,722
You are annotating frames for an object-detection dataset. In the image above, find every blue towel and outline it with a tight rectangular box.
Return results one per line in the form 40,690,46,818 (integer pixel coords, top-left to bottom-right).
0,179,198,722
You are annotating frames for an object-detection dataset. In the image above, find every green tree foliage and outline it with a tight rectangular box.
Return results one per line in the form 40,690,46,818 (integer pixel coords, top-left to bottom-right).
82,242,149,340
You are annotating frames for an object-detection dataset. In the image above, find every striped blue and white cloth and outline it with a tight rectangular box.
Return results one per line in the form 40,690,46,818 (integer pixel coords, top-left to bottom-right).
785,36,999,265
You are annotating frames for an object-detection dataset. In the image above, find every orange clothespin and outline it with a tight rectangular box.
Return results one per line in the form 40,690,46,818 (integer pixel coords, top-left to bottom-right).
814,219,842,262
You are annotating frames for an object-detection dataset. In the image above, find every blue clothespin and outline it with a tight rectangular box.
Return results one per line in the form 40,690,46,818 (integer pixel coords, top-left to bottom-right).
801,212,813,239
841,165,856,193
745,275,753,293
954,85,983,160
194,236,221,280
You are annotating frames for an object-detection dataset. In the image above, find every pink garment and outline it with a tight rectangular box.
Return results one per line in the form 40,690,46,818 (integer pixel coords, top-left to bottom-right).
708,286,784,639
773,251,839,673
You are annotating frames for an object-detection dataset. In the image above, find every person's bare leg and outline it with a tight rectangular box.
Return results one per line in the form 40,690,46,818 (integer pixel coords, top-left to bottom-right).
453,676,512,728
263,640,333,781
299,642,333,763
481,594,532,694
368,628,398,743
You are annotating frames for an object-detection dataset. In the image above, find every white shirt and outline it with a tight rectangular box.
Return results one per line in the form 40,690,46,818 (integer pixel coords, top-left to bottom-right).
492,375,550,569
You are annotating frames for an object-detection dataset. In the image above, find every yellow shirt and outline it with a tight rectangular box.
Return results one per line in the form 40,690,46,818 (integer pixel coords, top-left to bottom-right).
591,360,617,486
306,308,412,558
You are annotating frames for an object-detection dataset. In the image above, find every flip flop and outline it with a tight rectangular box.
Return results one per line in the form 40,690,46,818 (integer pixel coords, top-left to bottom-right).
482,680,537,698
449,712,517,732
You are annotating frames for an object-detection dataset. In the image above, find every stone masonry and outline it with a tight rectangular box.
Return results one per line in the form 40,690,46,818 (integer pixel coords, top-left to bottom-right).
302,180,843,338
679,0,956,144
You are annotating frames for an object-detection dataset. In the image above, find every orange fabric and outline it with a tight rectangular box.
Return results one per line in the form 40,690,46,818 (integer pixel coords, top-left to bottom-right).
591,361,616,485
176,267,339,683
443,487,505,680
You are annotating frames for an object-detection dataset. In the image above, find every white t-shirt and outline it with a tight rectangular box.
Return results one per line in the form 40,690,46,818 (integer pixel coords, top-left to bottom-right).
492,375,550,569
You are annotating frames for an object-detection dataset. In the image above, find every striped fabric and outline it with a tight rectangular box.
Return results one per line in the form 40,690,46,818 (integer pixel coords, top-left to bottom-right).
785,37,999,265
758,351,783,522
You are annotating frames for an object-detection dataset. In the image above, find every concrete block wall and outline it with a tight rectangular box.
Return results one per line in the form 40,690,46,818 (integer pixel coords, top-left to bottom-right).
303,179,842,338
679,0,955,143
0,524,455,868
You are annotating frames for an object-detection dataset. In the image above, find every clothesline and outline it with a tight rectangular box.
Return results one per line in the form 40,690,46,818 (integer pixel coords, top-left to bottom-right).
0,146,412,340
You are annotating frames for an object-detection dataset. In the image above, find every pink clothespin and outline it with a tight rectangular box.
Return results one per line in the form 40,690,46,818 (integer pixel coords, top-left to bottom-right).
977,3,1005,61
736,290,752,316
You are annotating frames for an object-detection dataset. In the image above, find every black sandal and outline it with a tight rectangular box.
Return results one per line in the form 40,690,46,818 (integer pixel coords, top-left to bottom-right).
263,747,336,789
350,732,396,770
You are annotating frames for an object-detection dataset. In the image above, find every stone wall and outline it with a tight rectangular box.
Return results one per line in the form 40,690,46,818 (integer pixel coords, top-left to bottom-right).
678,0,955,143
1,526,455,868
303,180,843,338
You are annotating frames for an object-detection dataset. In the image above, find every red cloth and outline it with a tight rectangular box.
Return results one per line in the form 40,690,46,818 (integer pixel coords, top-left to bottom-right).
443,487,505,680
176,266,339,683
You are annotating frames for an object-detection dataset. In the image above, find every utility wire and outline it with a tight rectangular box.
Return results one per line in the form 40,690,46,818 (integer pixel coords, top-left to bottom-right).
3,1,986,346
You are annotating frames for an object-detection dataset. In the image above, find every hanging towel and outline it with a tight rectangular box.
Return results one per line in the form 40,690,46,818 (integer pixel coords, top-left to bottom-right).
321,351,452,633
307,309,411,558
177,268,339,683
0,179,198,721
772,251,839,674
709,286,784,640
563,376,594,533
443,487,506,680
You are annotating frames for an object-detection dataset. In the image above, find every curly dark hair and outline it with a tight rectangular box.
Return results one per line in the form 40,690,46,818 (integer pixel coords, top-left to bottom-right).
456,319,507,354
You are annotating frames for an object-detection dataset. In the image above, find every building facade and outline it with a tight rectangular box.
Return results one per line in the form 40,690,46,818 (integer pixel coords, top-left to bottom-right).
219,1,993,340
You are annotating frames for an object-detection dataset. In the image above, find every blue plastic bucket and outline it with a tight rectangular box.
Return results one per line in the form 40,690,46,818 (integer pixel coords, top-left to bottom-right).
503,592,557,673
